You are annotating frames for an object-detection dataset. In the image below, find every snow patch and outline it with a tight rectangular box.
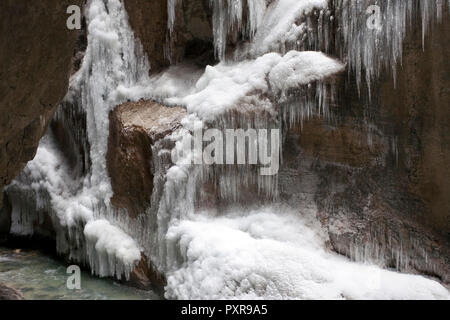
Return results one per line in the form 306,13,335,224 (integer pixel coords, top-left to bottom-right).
167,51,343,121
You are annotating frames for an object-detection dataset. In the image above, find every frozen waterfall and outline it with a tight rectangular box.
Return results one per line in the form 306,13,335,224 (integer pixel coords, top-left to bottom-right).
4,0,450,300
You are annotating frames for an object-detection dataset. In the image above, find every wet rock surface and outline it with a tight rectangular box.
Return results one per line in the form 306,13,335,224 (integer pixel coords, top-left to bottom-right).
0,283,25,300
378,13,450,235
124,0,169,73
0,0,84,205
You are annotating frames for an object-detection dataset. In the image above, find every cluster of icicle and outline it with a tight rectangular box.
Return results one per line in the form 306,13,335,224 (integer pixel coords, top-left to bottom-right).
160,0,450,208
333,0,448,93
5,0,449,299
172,0,447,92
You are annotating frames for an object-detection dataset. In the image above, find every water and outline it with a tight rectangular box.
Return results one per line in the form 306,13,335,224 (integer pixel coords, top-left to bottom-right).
0,247,159,300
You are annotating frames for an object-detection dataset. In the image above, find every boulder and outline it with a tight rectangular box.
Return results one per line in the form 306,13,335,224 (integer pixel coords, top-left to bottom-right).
107,99,186,217
378,12,450,234
107,99,185,290
0,284,25,300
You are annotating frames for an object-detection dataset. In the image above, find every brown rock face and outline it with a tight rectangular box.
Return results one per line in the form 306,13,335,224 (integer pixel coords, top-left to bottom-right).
124,0,169,73
0,0,84,205
125,0,214,72
107,99,186,217
379,14,450,234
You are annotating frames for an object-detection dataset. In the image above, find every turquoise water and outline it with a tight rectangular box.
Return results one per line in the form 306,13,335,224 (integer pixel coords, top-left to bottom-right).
0,247,159,300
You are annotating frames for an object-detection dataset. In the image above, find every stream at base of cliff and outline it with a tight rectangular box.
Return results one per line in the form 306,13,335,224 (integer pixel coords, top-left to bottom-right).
0,247,159,300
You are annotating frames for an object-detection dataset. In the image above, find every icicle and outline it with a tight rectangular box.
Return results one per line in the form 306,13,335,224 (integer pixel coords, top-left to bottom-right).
332,0,446,94
168,0,181,34
209,0,267,60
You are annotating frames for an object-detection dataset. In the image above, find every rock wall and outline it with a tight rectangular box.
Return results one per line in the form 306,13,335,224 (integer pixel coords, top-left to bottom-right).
279,11,450,282
379,13,450,235
124,0,169,73
0,0,84,206
125,0,214,72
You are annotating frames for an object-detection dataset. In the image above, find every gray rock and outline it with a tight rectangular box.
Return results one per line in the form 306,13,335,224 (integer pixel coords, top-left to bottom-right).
0,284,25,300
